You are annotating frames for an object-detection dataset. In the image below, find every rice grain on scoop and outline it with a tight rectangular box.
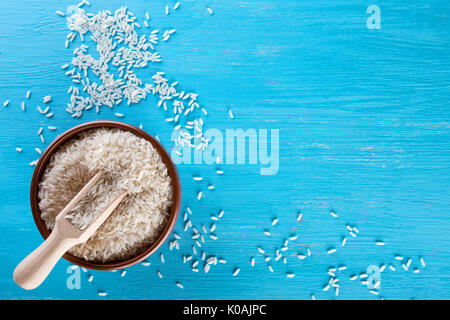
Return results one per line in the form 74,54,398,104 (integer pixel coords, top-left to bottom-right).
38,128,173,262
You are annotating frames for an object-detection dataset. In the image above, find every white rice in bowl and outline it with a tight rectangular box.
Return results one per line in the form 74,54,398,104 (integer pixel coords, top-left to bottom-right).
38,127,173,262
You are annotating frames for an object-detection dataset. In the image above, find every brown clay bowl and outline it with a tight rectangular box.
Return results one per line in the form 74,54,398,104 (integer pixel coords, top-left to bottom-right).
30,120,181,270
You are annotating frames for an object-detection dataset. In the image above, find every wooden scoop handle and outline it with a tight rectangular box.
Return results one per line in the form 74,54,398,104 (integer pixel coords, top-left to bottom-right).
13,227,80,290
13,188,127,290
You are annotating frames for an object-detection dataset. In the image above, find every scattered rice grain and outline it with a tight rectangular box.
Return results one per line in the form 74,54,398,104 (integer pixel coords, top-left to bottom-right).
420,257,426,267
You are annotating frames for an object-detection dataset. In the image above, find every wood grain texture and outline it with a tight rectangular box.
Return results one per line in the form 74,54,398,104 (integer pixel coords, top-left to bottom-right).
0,0,449,299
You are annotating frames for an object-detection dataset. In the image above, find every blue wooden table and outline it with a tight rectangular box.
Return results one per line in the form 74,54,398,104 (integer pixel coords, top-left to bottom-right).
0,0,449,300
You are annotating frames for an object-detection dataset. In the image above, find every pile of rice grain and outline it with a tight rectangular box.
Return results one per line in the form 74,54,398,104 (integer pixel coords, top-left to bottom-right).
38,128,173,262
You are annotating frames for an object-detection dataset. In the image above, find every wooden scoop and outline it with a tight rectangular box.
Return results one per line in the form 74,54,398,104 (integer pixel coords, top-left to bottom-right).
13,171,127,290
